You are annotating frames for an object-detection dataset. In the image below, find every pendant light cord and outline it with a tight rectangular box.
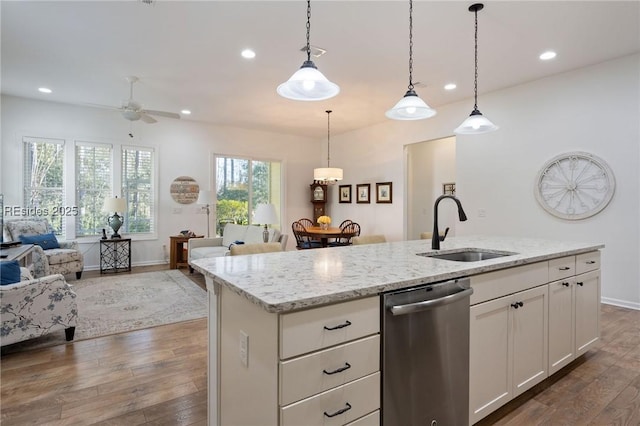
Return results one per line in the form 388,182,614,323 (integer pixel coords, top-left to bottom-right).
326,110,332,167
408,0,414,90
473,6,479,110
306,0,312,62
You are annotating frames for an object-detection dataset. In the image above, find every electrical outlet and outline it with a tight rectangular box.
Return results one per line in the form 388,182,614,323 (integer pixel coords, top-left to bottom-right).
477,208,486,218
239,330,249,367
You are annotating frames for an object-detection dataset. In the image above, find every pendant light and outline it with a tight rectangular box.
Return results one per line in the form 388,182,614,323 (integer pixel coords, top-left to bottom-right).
454,3,498,134
386,0,436,120
277,0,339,101
314,110,343,184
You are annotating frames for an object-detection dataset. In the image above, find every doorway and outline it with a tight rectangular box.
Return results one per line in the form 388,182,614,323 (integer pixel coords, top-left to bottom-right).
405,136,457,241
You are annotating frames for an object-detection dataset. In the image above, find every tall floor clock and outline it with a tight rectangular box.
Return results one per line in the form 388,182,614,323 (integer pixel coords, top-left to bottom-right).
310,182,328,224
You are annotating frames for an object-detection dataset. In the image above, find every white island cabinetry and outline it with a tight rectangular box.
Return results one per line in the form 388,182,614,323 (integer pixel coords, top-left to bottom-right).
470,251,601,425
215,285,380,426
192,236,604,426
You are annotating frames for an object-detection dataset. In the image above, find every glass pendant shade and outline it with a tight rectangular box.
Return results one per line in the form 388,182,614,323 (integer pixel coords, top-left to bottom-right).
313,167,343,182
454,109,498,134
278,60,340,101
386,89,437,120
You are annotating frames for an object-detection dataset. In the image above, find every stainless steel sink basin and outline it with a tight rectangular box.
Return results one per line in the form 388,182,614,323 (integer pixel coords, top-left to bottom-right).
417,249,517,262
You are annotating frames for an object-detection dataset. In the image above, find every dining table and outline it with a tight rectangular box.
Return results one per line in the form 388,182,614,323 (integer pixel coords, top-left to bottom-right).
303,226,356,248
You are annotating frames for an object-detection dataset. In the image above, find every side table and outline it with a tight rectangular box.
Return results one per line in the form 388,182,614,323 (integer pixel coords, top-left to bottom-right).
0,244,35,272
170,235,203,269
100,238,132,274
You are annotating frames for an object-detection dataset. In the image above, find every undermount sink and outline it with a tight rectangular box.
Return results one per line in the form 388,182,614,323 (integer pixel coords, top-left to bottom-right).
417,249,518,262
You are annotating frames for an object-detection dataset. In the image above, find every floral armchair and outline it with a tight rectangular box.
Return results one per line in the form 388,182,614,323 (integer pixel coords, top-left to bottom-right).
4,218,84,279
0,268,77,346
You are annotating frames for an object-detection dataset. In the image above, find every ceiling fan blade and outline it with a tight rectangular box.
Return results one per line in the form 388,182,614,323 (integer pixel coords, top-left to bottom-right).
139,113,157,124
144,110,180,119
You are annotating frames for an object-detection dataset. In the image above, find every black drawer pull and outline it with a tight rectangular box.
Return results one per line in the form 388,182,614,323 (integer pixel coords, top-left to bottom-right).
510,301,524,309
324,402,352,418
577,282,584,287
562,282,570,287
324,320,352,331
559,266,571,271
586,260,596,264
323,362,351,375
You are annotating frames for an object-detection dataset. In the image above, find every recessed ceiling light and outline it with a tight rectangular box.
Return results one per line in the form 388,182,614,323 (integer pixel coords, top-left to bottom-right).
444,83,457,91
38,87,52,93
539,51,557,61
181,110,191,115
241,49,256,59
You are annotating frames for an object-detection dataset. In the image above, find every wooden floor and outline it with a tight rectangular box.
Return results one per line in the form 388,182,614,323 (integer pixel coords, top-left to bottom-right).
1,266,638,425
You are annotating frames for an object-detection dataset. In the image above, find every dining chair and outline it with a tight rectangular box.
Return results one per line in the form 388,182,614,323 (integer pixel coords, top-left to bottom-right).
338,219,353,229
329,222,360,247
292,221,322,249
298,218,315,228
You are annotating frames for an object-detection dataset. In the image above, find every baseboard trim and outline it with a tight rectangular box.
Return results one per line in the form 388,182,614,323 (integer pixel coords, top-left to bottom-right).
601,297,640,311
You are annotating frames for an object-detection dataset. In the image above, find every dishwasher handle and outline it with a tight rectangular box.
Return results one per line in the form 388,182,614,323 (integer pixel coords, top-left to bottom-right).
389,287,473,316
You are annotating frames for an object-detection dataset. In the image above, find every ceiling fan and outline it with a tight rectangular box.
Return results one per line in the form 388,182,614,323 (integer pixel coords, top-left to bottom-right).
95,76,180,124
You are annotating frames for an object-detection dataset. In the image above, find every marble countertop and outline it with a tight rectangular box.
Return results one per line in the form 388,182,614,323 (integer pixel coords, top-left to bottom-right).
190,235,604,313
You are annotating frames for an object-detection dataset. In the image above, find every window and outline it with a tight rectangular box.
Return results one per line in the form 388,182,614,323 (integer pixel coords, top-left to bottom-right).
122,146,155,234
75,142,112,236
215,156,281,236
23,137,65,234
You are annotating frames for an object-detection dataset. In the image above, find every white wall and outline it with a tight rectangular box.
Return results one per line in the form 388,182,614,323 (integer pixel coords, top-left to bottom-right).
1,96,318,268
328,54,640,308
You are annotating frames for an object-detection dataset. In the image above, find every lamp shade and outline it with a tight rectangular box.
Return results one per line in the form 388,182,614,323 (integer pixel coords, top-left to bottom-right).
386,90,437,120
454,109,499,134
253,203,278,225
102,196,126,213
277,61,340,101
313,167,343,182
197,190,212,205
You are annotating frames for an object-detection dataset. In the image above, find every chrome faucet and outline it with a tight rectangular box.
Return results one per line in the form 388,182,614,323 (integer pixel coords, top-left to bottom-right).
432,195,468,250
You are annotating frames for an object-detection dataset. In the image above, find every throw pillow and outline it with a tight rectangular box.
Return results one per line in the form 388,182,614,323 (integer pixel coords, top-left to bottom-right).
18,232,60,250
0,260,21,285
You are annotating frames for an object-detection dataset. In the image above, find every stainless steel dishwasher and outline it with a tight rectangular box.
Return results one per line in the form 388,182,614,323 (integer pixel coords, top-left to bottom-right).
382,278,473,426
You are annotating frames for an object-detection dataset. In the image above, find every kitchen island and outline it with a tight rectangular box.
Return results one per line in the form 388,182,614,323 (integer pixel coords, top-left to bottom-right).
191,236,604,426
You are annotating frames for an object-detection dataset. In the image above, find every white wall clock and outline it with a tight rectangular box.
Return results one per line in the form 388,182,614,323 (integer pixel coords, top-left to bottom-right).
534,151,615,220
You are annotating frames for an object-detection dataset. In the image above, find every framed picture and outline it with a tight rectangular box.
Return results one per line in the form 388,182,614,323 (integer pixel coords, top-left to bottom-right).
356,184,371,204
376,182,393,203
443,182,456,196
339,184,352,203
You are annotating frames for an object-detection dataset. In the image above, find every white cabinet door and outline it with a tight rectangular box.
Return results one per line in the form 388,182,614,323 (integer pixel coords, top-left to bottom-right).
511,285,548,397
575,270,601,356
469,297,511,425
548,279,576,375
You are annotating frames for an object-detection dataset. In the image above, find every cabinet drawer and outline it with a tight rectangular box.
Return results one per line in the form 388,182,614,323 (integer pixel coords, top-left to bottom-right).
345,410,379,426
549,256,576,281
280,335,380,405
576,251,600,275
470,262,548,305
280,372,380,426
280,297,379,359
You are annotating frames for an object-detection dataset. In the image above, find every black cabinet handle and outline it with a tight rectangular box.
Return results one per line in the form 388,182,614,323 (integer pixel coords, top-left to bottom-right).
324,320,352,331
511,301,523,309
324,402,352,418
323,362,351,375
559,266,571,271
576,282,584,287
586,260,596,264
562,282,570,287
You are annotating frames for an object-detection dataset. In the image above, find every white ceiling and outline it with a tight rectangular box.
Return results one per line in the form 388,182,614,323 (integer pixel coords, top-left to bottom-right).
2,1,639,138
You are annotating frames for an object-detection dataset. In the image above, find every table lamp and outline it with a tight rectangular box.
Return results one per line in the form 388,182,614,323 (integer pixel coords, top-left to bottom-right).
253,203,278,243
103,196,126,238
197,190,212,238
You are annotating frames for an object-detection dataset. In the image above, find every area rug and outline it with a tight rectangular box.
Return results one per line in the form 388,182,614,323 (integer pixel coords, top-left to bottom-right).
1,270,207,354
